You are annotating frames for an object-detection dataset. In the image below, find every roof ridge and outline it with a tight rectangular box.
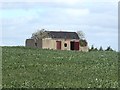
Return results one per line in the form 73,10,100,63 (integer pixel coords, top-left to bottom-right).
45,31,79,39
46,31,76,33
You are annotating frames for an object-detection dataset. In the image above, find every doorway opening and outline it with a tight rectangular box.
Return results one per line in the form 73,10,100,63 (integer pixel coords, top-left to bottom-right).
70,41,79,50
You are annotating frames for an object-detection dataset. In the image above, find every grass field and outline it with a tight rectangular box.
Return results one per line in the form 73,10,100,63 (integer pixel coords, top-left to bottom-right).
2,46,118,88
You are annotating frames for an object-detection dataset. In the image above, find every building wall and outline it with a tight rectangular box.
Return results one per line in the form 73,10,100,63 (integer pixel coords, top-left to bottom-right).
79,46,89,52
61,39,70,50
42,38,71,50
26,38,88,51
26,39,36,48
36,39,42,48
26,39,42,48
42,38,80,50
55,39,71,50
42,38,56,50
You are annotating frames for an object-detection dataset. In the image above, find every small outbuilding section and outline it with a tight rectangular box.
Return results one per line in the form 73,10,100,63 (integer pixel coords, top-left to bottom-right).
25,31,88,51
26,39,42,48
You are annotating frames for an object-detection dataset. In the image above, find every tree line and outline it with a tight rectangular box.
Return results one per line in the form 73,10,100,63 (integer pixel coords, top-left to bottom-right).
89,45,114,51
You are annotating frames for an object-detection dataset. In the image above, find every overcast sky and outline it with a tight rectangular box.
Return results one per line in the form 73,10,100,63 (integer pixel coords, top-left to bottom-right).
1,0,119,51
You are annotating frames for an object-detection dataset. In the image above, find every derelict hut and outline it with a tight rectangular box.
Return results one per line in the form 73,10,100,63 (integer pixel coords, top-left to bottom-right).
25,38,42,48
25,31,80,51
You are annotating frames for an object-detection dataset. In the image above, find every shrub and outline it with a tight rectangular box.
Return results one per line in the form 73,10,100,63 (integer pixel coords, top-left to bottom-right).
105,46,113,51
99,46,103,51
79,39,88,47
89,45,94,51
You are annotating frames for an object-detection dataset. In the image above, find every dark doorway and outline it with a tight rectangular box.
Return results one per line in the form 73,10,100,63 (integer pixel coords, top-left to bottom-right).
56,41,61,50
70,41,75,50
70,41,79,50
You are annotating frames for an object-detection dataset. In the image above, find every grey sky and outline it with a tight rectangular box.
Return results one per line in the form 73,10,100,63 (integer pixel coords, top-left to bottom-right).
1,0,118,50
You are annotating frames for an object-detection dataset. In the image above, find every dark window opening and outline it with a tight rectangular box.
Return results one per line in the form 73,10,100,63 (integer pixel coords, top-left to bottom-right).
35,43,37,47
64,43,67,47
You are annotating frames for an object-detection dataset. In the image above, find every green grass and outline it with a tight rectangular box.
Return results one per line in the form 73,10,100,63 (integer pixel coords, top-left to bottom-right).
2,46,118,88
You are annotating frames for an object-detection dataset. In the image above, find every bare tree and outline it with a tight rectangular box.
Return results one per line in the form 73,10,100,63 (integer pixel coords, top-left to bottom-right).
31,29,48,40
77,30,85,40
77,30,88,47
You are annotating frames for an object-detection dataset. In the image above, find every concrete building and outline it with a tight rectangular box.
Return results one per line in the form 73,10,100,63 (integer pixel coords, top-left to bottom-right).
25,31,88,51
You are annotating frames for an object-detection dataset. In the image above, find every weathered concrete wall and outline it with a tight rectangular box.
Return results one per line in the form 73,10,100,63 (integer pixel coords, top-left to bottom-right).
61,39,70,50
26,38,88,52
42,38,71,50
60,39,79,50
42,38,56,50
79,46,89,52
42,38,80,51
26,39,36,48
26,39,42,48
36,39,42,48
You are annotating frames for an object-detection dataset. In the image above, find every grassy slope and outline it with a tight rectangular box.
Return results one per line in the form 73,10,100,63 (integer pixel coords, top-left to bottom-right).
2,46,118,88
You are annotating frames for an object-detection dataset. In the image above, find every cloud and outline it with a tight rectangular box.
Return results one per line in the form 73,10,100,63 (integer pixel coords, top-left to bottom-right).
1,0,118,10
1,0,119,3
1,8,42,19
64,8,90,17
1,0,118,50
